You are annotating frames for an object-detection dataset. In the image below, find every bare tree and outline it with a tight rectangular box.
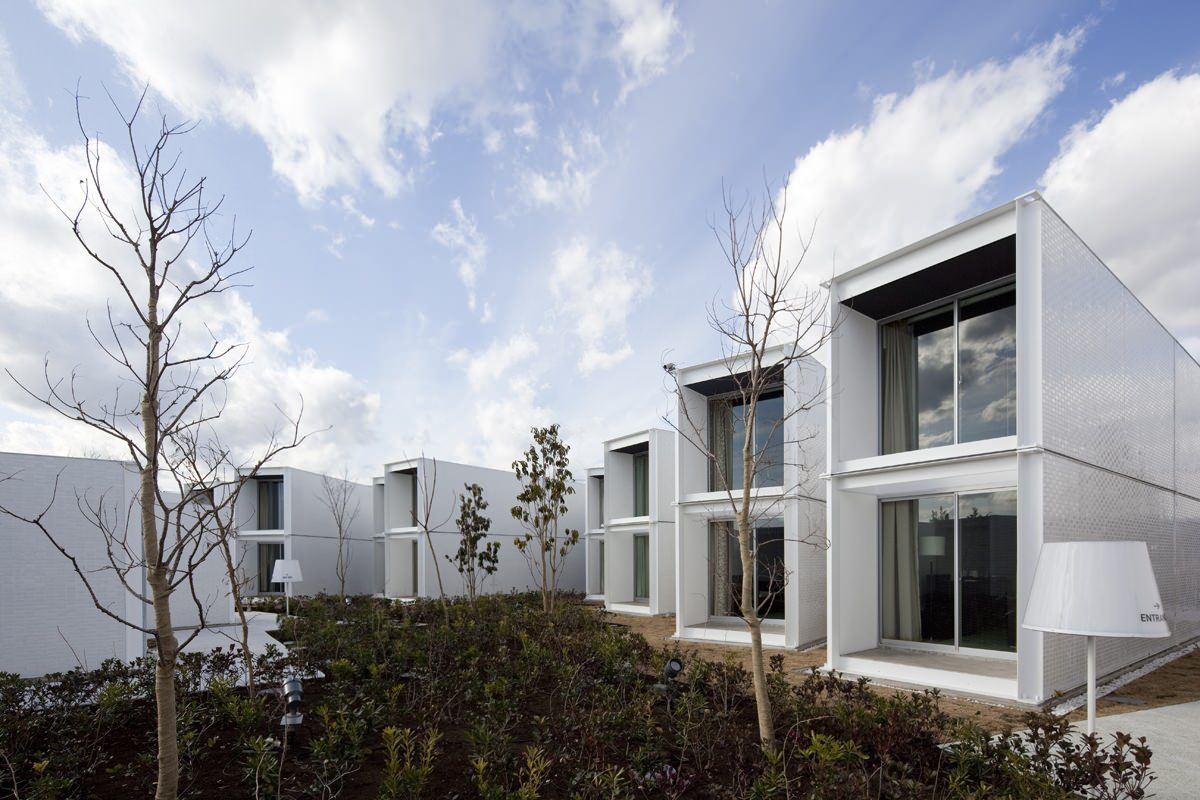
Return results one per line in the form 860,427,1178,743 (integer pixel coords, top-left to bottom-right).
510,424,580,615
414,456,453,624
665,176,835,752
319,468,362,604
0,90,308,800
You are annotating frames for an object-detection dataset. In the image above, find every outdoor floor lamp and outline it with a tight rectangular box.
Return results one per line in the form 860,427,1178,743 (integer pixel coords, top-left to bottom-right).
1022,541,1169,734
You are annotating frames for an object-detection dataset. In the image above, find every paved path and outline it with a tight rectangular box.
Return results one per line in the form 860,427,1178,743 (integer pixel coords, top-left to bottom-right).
1081,700,1200,799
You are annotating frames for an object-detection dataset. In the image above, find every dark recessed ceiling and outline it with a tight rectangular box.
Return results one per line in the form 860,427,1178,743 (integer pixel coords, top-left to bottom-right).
612,441,649,455
842,235,1015,320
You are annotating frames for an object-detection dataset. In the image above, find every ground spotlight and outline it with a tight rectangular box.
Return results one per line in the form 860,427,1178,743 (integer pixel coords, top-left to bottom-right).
280,676,303,729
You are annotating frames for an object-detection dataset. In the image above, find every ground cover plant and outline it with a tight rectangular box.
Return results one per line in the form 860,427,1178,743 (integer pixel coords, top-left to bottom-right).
0,593,1155,799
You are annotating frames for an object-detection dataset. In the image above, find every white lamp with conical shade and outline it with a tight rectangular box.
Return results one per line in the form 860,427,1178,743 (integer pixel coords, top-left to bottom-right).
1022,541,1169,734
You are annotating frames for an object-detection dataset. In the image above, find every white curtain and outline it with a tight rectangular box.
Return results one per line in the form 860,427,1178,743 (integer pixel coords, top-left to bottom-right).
881,501,921,641
882,322,915,454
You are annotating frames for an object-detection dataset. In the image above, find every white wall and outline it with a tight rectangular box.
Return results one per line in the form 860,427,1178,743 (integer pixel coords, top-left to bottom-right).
0,453,138,677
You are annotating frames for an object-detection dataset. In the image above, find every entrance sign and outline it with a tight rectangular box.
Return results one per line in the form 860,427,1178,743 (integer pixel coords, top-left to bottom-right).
271,559,303,616
1023,541,1168,734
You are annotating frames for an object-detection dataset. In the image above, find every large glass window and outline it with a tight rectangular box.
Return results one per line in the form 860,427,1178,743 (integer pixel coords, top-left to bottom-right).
709,520,785,620
633,453,649,517
880,490,1016,654
881,285,1015,454
598,540,605,593
709,388,785,490
633,533,650,600
257,478,284,529
257,542,284,593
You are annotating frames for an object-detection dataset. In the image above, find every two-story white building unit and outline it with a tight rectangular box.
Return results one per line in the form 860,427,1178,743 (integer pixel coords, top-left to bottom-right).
601,429,676,616
672,349,827,648
583,465,606,600
234,466,374,600
824,193,1200,704
372,456,586,600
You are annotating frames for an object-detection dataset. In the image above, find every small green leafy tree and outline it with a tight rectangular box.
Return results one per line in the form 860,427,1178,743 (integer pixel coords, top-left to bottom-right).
510,424,580,614
448,483,500,604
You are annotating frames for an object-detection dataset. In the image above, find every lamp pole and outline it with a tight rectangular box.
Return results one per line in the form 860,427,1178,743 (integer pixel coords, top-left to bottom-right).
1086,635,1097,735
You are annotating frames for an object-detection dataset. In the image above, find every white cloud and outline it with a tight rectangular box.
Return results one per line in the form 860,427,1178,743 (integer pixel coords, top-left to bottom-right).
431,198,487,311
775,30,1081,285
449,333,538,390
1040,70,1200,352
519,127,603,210
607,0,689,102
550,237,652,374
0,56,380,475
1100,71,1126,93
339,194,375,228
38,0,688,203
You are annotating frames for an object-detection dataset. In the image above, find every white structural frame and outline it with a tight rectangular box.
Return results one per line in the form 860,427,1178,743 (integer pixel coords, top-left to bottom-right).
601,429,676,616
823,192,1200,704
583,465,606,600
672,347,827,649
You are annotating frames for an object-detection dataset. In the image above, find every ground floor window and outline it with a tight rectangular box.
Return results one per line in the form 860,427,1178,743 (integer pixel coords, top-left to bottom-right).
257,542,284,593
633,534,649,600
880,489,1016,653
709,520,785,620
598,540,605,593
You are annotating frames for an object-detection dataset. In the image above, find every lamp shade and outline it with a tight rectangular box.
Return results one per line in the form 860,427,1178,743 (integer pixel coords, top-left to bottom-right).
1023,541,1169,638
271,559,303,584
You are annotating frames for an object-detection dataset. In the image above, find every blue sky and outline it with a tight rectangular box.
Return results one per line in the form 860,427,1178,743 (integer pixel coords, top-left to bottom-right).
1,1,1199,478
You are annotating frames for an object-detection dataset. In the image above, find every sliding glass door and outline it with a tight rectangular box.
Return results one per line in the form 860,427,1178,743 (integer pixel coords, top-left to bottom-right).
880,284,1016,454
880,490,1016,655
257,542,284,593
709,520,786,620
633,534,650,600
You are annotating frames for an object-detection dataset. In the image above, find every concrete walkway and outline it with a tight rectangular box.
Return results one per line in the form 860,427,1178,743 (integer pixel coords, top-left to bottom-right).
179,611,286,660
1081,700,1200,799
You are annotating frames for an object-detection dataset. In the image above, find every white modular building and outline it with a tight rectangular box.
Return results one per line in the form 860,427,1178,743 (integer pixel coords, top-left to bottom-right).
372,456,585,600
583,465,605,600
233,466,374,601
0,452,227,677
601,429,677,616
672,349,827,648
824,193,1200,704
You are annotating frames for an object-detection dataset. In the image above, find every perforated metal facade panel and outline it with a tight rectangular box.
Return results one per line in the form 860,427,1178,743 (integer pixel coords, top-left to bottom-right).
1038,202,1200,695
1175,344,1200,498
1040,207,1175,488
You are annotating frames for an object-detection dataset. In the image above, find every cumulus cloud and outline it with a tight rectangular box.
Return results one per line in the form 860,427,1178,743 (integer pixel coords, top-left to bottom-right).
1040,70,1200,353
431,199,487,311
774,30,1082,286
520,126,604,210
550,237,652,374
38,0,688,203
607,0,689,101
447,333,547,466
0,56,380,475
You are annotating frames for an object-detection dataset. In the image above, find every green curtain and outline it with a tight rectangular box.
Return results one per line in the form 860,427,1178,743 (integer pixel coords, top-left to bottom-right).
634,534,650,599
709,399,731,490
257,542,283,593
633,453,649,516
881,500,921,641
881,321,916,454
708,522,732,616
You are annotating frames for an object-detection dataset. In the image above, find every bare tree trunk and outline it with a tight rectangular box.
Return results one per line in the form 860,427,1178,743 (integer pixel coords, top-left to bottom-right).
739,409,776,752
217,536,256,696
142,295,180,800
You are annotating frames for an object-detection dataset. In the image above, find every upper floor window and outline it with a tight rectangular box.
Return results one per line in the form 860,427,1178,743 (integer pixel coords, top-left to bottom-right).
257,477,284,529
881,284,1015,454
709,387,785,490
632,453,649,516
